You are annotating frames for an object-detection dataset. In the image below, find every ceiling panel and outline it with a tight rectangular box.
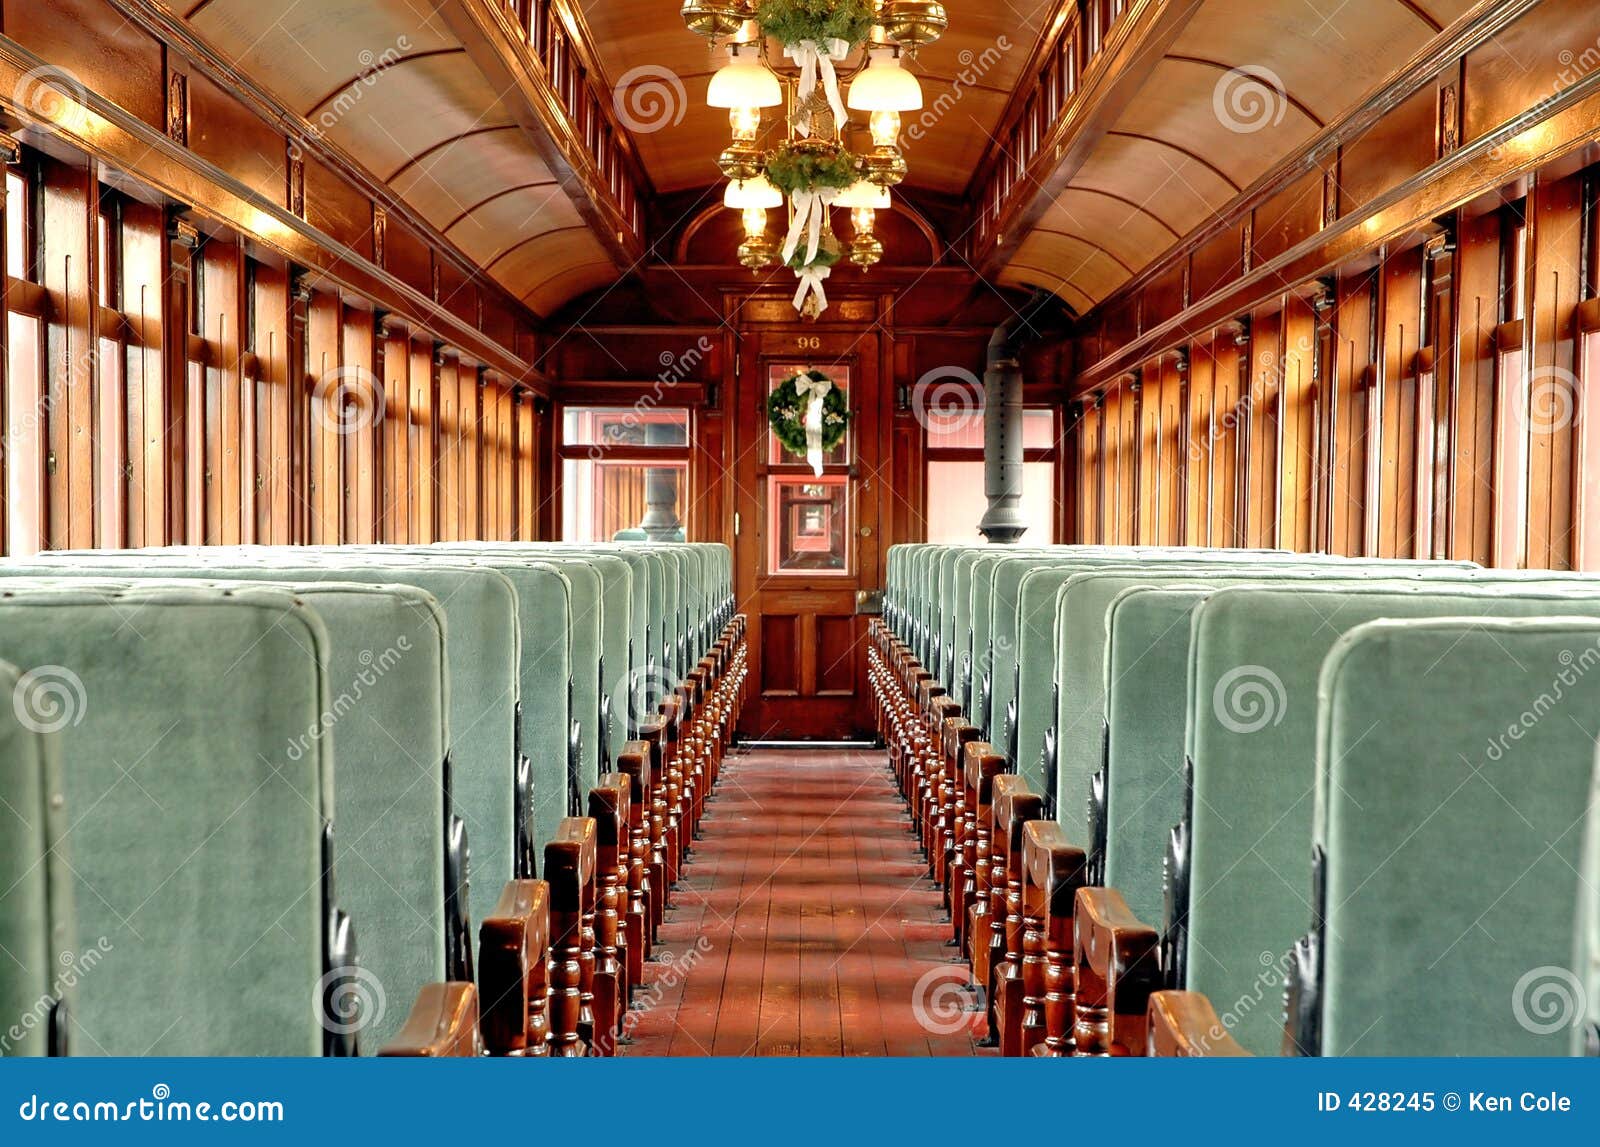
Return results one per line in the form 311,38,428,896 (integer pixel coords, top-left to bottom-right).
1007,0,1465,315
572,0,1058,195
178,0,621,318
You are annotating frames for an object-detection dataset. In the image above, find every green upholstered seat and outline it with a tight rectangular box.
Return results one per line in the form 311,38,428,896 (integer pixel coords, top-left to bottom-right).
1313,618,1600,1056
1185,581,1600,1055
0,659,70,1057
0,576,450,1052
1053,560,1478,874
0,585,332,1055
4,555,521,905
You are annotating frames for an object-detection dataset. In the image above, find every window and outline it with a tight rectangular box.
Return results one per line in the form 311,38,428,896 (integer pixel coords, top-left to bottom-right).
924,405,1057,543
559,406,691,542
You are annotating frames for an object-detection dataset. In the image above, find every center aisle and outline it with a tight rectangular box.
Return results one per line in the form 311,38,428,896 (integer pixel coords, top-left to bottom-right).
623,747,994,1057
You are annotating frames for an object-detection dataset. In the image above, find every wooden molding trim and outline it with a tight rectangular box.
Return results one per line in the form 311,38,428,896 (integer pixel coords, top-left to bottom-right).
1072,25,1600,392
438,0,645,269
1075,0,1541,338
0,35,550,393
109,0,546,351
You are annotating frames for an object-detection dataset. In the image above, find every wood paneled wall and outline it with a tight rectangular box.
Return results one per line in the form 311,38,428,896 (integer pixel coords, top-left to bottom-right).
1,140,542,555
1069,163,1600,569
1063,0,1600,571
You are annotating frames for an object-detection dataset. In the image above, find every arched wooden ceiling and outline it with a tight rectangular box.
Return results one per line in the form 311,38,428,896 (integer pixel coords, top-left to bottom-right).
175,0,1483,327
177,0,617,318
998,0,1477,310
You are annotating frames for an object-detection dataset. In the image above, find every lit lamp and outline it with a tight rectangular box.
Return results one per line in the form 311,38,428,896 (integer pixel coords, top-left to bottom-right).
724,175,783,209
848,48,920,188
738,205,779,270
718,105,765,180
837,181,890,268
706,40,782,109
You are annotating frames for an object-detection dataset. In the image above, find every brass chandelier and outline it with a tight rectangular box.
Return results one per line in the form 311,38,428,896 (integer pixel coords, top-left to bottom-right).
682,1,947,317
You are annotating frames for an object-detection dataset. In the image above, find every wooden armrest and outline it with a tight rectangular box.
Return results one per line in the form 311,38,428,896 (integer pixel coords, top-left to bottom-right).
962,742,1007,793
1023,820,1087,916
1074,886,1161,1056
618,741,653,812
1147,991,1251,1057
478,879,551,1056
378,982,483,1056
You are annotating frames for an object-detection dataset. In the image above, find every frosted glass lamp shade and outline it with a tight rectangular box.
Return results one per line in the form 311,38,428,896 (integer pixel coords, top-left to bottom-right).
846,49,923,112
707,45,782,108
725,176,783,209
835,181,891,209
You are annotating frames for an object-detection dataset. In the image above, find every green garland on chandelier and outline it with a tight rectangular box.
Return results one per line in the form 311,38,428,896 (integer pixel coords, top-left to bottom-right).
754,0,877,49
764,138,860,196
767,369,851,457
787,234,842,271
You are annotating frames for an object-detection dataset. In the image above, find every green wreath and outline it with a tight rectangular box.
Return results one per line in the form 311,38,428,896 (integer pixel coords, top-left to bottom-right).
765,138,859,196
755,0,877,49
768,369,850,457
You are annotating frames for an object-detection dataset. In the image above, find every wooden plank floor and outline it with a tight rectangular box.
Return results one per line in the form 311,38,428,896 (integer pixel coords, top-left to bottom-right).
622,746,993,1057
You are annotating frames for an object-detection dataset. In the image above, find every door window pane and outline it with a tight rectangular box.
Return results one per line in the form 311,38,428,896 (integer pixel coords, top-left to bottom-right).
768,474,849,574
769,364,850,465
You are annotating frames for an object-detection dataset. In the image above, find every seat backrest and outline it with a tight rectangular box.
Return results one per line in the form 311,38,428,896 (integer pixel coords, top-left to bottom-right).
1053,561,1478,866
0,659,70,1057
1314,617,1600,1055
3,556,521,902
1186,581,1600,1055
0,585,332,1055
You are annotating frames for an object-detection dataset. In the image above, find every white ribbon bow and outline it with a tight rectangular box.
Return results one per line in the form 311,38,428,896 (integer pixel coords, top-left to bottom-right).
781,187,838,268
793,372,834,476
784,38,850,136
792,264,832,325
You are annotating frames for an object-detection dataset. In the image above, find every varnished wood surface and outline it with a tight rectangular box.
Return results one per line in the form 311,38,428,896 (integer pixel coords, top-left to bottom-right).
622,747,994,1057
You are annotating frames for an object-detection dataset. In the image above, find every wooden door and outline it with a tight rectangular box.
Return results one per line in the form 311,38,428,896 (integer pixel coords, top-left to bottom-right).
733,326,884,739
